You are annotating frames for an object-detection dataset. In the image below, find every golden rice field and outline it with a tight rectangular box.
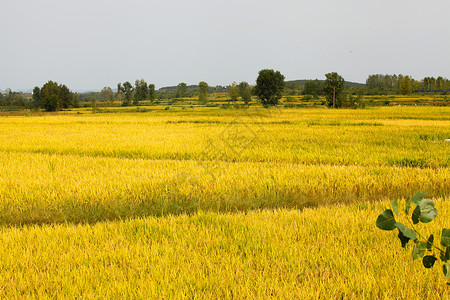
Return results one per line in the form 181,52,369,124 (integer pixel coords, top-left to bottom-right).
0,106,449,298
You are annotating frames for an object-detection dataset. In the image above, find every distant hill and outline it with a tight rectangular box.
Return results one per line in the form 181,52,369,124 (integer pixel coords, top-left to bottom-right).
0,88,33,94
159,84,199,93
159,84,228,94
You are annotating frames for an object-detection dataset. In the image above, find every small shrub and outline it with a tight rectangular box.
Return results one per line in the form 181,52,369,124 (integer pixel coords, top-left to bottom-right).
285,96,295,102
392,158,428,168
205,103,219,107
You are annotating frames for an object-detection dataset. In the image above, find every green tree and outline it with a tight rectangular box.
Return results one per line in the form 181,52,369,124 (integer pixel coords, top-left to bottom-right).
436,76,444,90
90,97,97,113
120,81,133,106
324,72,345,108
198,81,208,103
148,84,156,103
238,81,251,105
228,81,240,101
32,86,42,109
116,83,123,100
41,81,60,111
59,84,73,108
101,87,114,102
72,93,80,108
400,76,413,95
176,82,188,98
422,77,432,92
254,69,285,107
134,79,148,105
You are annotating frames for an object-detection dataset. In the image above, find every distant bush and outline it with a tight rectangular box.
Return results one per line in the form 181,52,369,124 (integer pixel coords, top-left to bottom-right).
284,96,295,102
283,103,306,108
391,158,429,168
302,95,313,101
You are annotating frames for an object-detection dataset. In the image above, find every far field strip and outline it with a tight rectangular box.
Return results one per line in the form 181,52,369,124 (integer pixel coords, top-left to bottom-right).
0,150,448,225
0,146,448,168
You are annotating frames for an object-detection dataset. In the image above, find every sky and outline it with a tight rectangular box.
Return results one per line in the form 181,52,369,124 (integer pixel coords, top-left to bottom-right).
1,0,450,91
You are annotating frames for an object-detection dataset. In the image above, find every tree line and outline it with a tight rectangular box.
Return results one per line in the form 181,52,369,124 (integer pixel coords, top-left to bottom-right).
0,89,30,109
287,74,450,96
2,71,448,111
365,74,449,95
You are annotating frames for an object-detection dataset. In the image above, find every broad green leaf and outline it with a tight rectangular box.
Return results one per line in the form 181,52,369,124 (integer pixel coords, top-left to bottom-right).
376,209,396,231
405,198,411,214
397,229,410,248
411,192,426,205
422,255,437,268
440,247,450,262
412,242,427,261
441,228,450,247
412,206,421,225
426,234,434,250
392,198,399,216
418,199,437,223
394,222,417,240
444,264,450,279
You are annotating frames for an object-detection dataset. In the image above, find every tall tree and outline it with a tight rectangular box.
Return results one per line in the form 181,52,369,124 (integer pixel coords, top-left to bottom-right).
134,79,148,105
116,83,123,100
238,81,251,105
59,84,73,108
32,86,42,109
41,81,60,111
228,81,240,101
120,81,134,106
400,76,413,95
422,77,431,92
176,82,188,98
254,69,285,107
198,81,208,102
148,84,156,103
72,93,80,108
324,72,345,108
436,76,444,90
101,87,114,102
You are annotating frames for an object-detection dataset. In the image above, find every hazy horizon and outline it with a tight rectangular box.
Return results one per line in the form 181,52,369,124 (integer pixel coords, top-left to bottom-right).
1,0,450,91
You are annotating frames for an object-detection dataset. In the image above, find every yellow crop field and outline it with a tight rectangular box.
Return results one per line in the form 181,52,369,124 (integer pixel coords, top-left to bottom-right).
0,203,449,299
0,106,449,298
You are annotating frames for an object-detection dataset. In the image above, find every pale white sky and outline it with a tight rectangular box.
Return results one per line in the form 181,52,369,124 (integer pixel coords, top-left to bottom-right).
1,0,449,91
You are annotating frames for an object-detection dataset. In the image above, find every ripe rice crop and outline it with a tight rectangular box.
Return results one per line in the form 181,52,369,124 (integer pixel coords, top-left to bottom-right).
0,106,449,298
0,202,448,299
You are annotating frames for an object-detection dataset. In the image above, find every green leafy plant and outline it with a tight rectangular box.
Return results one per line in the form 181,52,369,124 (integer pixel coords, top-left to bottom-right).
376,192,450,284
